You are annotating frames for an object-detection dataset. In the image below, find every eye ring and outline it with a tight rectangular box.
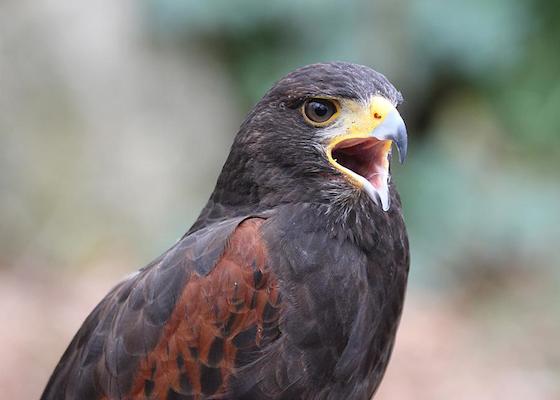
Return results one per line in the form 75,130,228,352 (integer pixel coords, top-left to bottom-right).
302,98,339,126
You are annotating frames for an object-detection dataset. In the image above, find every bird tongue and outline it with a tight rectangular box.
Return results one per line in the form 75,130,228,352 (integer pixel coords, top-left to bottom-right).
332,138,392,210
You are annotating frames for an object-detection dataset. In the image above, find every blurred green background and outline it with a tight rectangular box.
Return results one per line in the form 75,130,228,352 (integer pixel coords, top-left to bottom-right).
1,0,559,399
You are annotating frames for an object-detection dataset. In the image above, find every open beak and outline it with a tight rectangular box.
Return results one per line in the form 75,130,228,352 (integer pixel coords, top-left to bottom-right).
326,99,407,211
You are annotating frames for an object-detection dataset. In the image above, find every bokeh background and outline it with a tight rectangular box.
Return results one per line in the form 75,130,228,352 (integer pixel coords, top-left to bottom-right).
1,1,559,399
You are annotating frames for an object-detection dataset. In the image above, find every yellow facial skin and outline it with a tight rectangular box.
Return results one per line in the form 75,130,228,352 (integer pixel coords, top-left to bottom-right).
324,96,400,188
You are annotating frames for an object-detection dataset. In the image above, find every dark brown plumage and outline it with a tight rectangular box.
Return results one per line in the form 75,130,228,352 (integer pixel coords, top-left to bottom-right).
41,62,410,400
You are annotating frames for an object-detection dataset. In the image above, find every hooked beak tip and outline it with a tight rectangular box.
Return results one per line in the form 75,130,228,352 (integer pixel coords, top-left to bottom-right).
396,123,408,164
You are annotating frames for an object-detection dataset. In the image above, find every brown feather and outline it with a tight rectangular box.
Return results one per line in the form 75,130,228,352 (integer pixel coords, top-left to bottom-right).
128,218,281,399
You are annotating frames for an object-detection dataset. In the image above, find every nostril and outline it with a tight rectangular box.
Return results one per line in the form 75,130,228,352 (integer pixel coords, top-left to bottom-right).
373,113,382,120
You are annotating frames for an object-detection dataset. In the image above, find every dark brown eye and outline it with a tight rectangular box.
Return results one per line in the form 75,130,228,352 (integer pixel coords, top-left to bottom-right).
303,98,338,125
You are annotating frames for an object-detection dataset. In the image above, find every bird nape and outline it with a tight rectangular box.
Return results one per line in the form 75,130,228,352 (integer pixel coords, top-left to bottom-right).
41,62,410,400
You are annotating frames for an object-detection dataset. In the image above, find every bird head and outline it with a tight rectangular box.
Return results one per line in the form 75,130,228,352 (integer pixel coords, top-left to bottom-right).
214,62,407,212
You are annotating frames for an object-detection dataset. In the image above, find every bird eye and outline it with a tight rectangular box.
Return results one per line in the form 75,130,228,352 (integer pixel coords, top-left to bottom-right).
302,98,338,125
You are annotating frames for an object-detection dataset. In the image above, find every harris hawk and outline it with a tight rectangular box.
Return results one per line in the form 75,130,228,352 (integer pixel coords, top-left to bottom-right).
41,62,410,400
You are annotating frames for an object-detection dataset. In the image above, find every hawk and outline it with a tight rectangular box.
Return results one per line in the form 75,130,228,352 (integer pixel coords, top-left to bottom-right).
42,62,410,400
